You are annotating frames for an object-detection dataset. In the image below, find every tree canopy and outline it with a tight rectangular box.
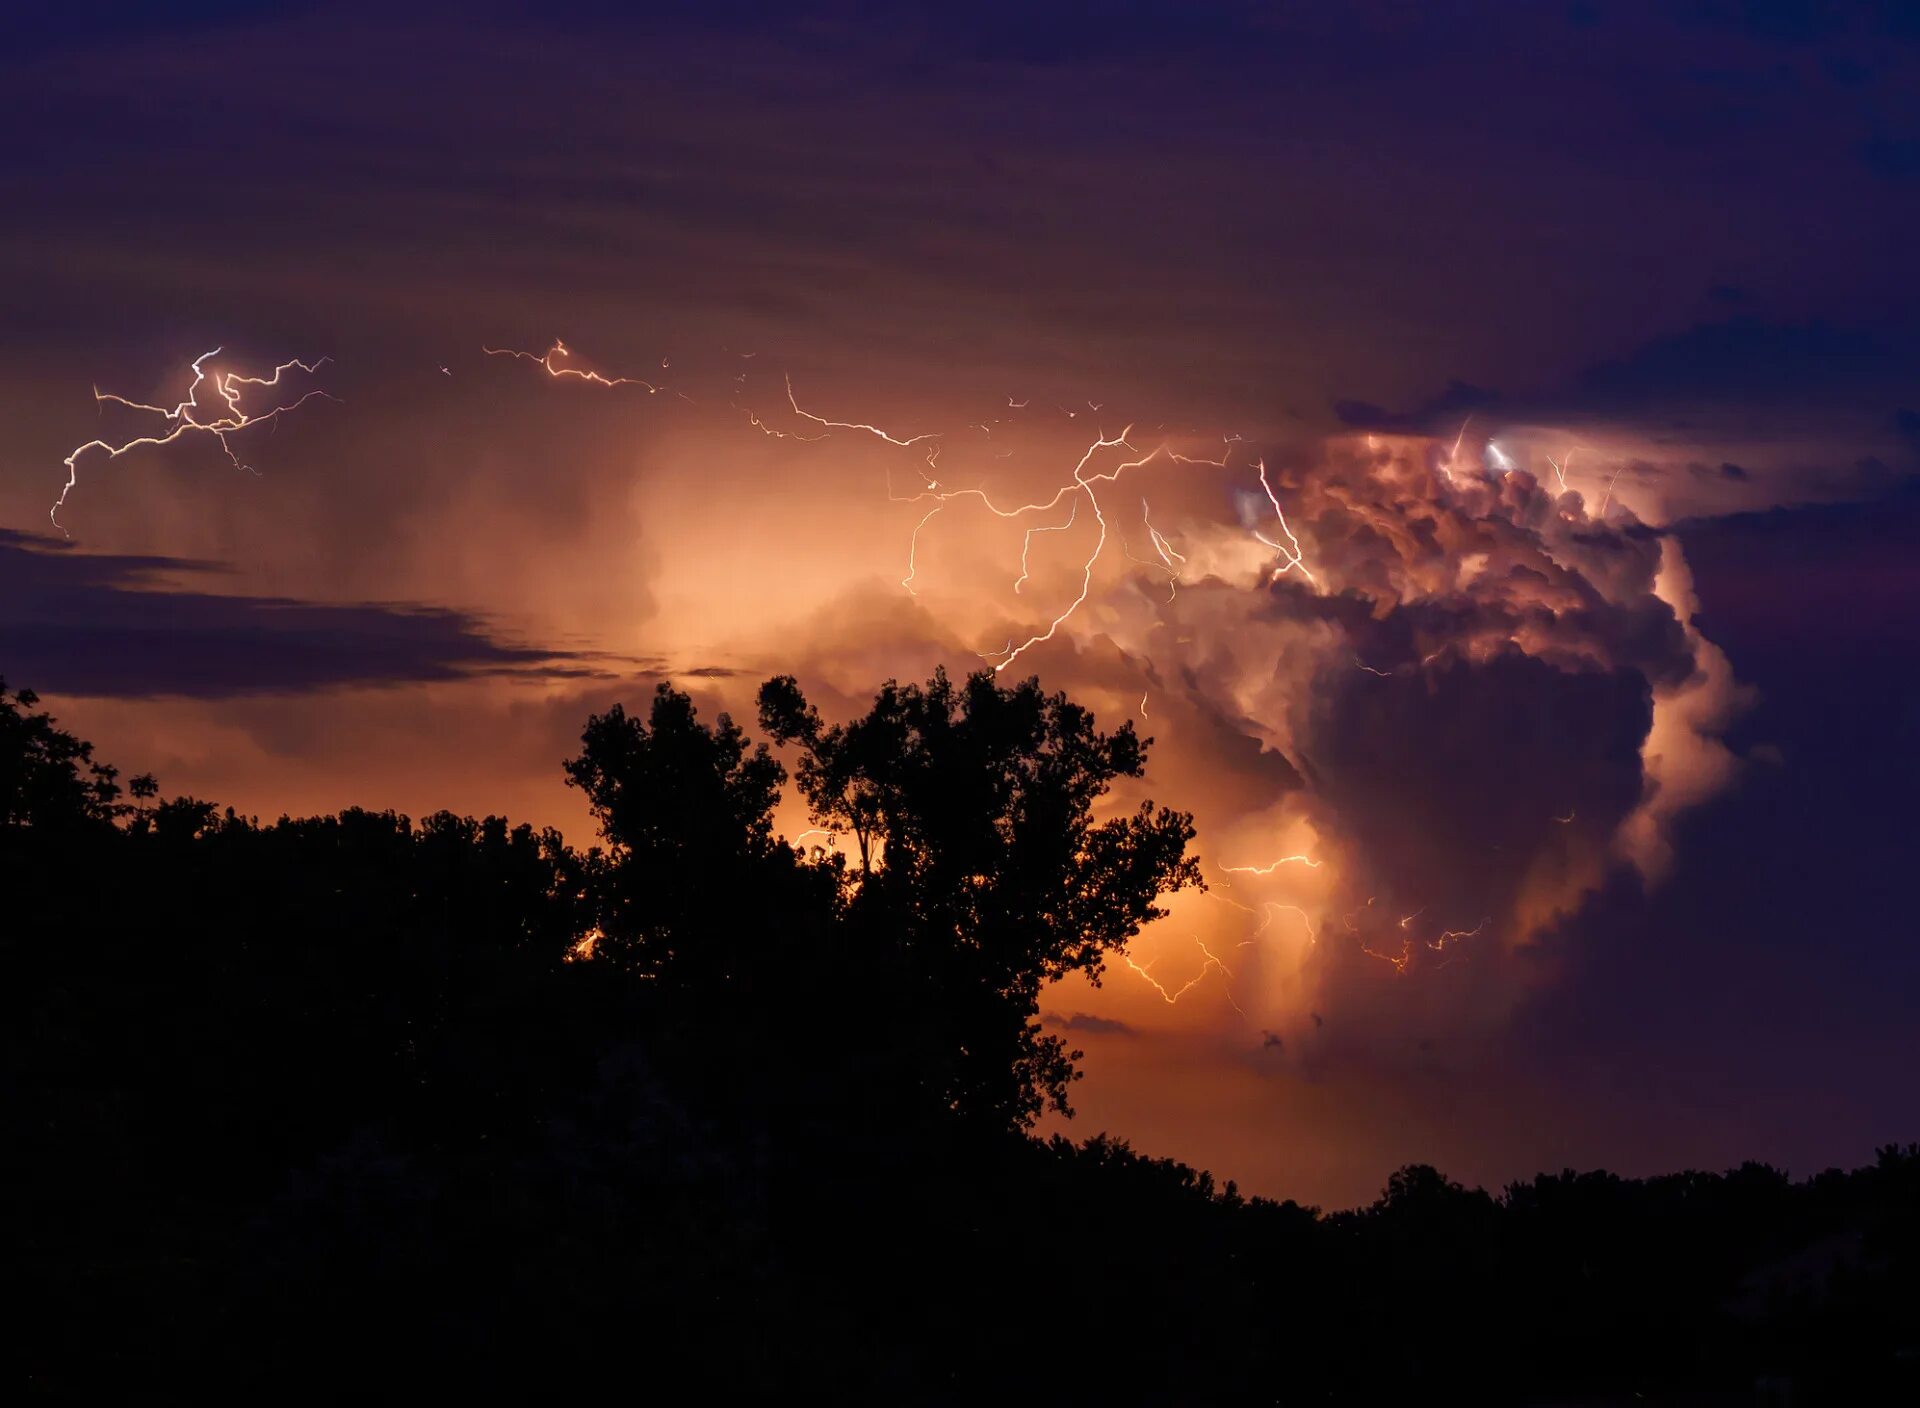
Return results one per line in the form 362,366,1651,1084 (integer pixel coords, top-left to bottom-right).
7,668,1918,1402
758,667,1200,1124
0,677,146,830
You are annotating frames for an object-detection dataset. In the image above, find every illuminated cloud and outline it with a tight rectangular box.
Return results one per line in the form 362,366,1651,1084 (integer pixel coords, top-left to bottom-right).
1043,1012,1139,1039
738,423,1756,1058
2,0,1914,1206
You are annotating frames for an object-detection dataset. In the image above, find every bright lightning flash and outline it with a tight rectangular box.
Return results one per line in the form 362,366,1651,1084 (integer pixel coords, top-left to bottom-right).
53,349,332,535
484,339,664,393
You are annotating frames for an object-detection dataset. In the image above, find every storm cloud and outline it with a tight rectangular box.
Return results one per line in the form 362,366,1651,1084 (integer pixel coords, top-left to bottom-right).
0,529,606,699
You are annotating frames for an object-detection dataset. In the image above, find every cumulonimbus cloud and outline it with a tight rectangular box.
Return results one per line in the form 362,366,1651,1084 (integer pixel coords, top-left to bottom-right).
771,423,1754,1053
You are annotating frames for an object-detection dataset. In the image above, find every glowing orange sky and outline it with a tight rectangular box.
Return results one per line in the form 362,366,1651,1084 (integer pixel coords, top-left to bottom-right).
8,346,1764,1206
5,4,1918,1208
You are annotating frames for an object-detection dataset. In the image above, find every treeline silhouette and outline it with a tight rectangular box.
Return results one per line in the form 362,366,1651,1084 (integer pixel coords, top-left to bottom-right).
6,671,1916,1403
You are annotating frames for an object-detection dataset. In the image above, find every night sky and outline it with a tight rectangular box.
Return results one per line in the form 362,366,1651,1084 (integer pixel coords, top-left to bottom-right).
4,0,1917,1209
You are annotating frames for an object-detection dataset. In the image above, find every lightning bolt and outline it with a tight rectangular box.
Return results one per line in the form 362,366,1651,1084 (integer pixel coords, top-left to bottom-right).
786,373,939,447
53,349,332,535
1137,496,1186,601
49,340,1671,1024
1253,458,1316,584
1219,855,1322,875
987,427,1138,672
1355,906,1489,973
1598,461,1626,516
484,339,664,393
1013,495,1079,595
742,381,1315,677
1361,937,1416,973
1195,938,1248,1015
1122,936,1240,1011
1440,416,1473,485
1204,891,1316,945
902,502,946,596
738,404,828,441
1142,498,1186,572
813,408,1297,670
1430,919,1487,951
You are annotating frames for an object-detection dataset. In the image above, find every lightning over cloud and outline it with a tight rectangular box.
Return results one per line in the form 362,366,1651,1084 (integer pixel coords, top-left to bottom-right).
52,350,332,536
462,345,1747,1058
483,339,664,394
1221,855,1322,875
51,334,1747,1068
782,408,1746,1050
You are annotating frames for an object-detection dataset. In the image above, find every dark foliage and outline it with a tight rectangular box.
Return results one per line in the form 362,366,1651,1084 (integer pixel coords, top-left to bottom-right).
6,673,1917,1403
759,667,1200,1126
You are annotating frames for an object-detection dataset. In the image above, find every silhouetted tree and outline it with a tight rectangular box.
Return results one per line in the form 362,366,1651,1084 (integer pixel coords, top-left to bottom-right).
565,684,795,975
8,670,1920,1402
758,667,1202,1127
0,678,128,829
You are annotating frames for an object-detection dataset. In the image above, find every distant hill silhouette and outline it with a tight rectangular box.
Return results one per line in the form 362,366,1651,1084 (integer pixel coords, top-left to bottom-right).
6,672,1916,1402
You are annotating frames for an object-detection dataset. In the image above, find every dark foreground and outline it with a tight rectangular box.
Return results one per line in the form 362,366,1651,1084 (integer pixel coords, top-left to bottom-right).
7,674,1916,1402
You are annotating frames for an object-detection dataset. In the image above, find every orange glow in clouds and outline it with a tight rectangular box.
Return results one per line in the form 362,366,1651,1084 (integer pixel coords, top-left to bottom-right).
50,342,1747,1142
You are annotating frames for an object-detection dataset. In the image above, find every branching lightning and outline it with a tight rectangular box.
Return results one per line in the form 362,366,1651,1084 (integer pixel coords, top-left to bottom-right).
1014,496,1079,595
1220,855,1322,875
1123,935,1243,1013
1441,416,1473,485
785,373,938,447
484,339,664,393
1598,461,1626,516
734,376,1319,680
52,349,332,535
1138,496,1185,601
986,428,1134,672
739,404,828,441
1253,458,1316,584
54,336,1662,1031
1358,909,1489,973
